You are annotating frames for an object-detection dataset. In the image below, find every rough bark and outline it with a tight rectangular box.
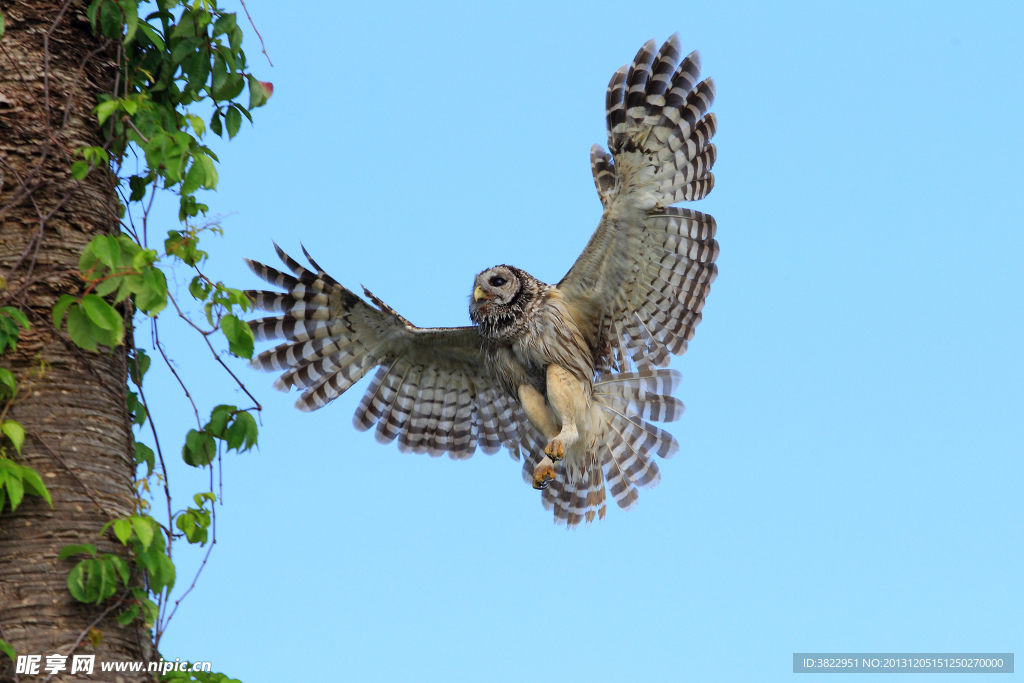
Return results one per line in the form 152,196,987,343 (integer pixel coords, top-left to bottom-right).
0,1,148,680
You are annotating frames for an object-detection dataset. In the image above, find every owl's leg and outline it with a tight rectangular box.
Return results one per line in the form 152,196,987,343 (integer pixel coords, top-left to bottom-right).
543,363,584,460
518,384,559,489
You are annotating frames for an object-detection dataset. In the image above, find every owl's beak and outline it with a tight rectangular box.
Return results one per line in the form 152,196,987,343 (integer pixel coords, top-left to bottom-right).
473,285,490,303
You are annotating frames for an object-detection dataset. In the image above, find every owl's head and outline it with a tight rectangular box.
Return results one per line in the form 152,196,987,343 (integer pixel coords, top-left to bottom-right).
469,265,538,341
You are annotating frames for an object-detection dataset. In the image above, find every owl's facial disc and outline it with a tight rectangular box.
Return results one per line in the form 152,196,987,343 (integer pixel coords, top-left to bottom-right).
469,265,521,323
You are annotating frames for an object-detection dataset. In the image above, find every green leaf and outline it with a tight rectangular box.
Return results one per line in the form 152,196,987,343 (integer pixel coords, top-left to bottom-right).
181,156,206,196
129,349,151,384
127,390,146,427
0,638,15,662
212,13,236,37
209,110,223,137
118,0,138,44
131,515,155,550
186,113,206,138
0,368,15,394
128,173,148,200
152,549,176,593
170,36,201,67
220,314,253,358
67,562,88,602
228,24,242,52
134,531,174,593
81,295,123,334
71,555,121,604
66,305,98,351
95,99,120,125
211,51,228,94
99,0,121,40
0,10,6,41
213,72,244,102
71,160,90,180
225,411,258,452
19,466,51,506
2,421,25,455
93,275,123,297
106,553,130,585
83,559,103,603
208,404,235,437
91,235,121,270
184,48,212,95
137,21,164,51
131,248,156,272
118,97,138,116
87,0,101,31
134,268,167,315
134,441,154,476
248,75,271,109
52,294,77,328
170,10,196,38
116,604,140,626
189,276,212,301
198,153,218,190
113,518,132,544
4,473,23,511
126,389,147,426
225,106,241,139
0,306,28,330
58,543,98,560
183,429,216,467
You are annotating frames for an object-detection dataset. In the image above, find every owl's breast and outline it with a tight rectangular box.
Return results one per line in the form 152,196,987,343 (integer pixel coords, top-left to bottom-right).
483,288,596,400
520,291,596,387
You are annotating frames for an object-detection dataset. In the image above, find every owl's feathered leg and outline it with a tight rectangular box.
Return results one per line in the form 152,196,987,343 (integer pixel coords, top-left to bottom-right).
543,364,586,460
518,384,559,489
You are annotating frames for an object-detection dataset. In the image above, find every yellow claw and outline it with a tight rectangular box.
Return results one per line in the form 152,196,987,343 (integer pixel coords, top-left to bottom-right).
532,460,556,490
544,439,565,460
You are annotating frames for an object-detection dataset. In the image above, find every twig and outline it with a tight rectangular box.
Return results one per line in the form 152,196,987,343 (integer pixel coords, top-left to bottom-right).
59,40,114,132
29,433,112,518
128,330,174,558
238,0,273,67
40,588,131,683
22,194,71,286
151,319,202,428
125,118,150,145
42,0,76,140
167,292,262,411
157,536,215,643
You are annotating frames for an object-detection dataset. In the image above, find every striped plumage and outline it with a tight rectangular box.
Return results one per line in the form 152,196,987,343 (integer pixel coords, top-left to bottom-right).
247,35,717,528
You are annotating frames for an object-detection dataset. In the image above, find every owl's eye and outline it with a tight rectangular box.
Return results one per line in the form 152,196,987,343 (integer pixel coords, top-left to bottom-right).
489,276,507,287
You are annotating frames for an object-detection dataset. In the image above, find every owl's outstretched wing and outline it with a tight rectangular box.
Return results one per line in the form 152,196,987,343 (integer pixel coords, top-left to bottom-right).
246,244,541,459
558,34,719,371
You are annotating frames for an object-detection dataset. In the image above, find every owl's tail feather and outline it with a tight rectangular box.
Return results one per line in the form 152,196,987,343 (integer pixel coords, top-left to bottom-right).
541,464,607,528
594,33,716,211
532,368,682,528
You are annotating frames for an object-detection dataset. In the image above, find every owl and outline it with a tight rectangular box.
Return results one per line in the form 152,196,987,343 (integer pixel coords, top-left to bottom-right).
246,35,718,527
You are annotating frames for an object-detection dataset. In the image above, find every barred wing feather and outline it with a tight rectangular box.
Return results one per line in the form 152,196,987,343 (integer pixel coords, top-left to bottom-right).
561,34,719,371
246,244,539,459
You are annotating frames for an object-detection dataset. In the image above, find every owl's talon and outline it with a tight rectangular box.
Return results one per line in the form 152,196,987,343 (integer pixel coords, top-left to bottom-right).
544,438,565,460
532,458,555,489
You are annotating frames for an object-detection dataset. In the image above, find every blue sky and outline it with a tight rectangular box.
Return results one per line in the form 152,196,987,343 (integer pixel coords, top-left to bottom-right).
143,1,1022,680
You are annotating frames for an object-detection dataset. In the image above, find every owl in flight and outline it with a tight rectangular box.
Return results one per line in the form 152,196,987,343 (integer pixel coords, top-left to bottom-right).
247,35,718,527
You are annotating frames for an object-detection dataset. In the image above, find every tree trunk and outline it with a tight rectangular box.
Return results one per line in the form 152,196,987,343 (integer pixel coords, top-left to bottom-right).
0,1,148,680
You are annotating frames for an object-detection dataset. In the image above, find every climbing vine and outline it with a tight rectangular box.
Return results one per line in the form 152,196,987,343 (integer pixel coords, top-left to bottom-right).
0,0,272,678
